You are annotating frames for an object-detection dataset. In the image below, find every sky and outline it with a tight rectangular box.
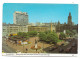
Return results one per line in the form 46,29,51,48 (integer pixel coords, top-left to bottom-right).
3,3,78,24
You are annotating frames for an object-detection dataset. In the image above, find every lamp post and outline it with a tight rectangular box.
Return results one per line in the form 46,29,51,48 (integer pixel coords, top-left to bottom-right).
6,34,8,46
21,37,24,53
23,43,24,53
51,20,52,32
43,42,44,53
35,39,38,53
22,39,24,53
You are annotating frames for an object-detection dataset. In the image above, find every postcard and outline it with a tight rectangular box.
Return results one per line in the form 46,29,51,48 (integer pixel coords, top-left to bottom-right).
2,3,78,56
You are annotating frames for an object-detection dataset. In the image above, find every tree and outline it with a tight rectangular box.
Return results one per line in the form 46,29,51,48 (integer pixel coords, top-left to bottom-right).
44,30,51,34
47,32,59,44
28,31,37,37
59,32,66,40
38,30,59,44
17,32,29,41
72,30,77,35
17,32,23,37
66,30,71,35
39,32,47,41
66,30,74,37
39,31,59,44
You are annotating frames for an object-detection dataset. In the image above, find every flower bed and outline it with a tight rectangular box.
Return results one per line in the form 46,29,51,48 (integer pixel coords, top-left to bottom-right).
28,42,31,44
31,46,41,50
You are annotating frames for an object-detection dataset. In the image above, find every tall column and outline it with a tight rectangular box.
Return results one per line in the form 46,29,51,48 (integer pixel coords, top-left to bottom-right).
51,20,52,32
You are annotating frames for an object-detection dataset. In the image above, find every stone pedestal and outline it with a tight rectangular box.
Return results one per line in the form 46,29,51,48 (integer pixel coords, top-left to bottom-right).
35,43,37,48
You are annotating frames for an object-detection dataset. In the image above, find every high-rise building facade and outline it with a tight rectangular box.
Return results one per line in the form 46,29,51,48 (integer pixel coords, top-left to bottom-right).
13,11,28,25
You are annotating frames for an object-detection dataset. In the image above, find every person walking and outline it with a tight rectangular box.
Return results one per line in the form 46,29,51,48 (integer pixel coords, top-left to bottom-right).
26,48,28,53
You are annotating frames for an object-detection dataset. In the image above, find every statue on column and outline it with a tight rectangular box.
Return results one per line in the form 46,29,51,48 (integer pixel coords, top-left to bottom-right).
35,39,37,48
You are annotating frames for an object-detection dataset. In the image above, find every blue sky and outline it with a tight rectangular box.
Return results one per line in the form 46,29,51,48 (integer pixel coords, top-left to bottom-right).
3,3,78,24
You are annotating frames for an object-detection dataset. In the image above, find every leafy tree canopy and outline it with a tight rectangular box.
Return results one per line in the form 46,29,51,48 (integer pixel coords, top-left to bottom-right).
59,32,66,39
28,31,37,37
39,31,59,44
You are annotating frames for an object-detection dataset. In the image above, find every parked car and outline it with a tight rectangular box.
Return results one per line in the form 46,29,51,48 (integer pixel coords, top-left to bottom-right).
65,47,72,53
72,43,76,47
59,48,64,53
16,50,21,53
61,43,64,46
2,50,5,53
49,46,57,51
68,39,72,42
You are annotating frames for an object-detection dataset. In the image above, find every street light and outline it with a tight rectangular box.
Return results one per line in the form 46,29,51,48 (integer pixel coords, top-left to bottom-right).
6,34,8,46
22,40,24,53
43,42,44,53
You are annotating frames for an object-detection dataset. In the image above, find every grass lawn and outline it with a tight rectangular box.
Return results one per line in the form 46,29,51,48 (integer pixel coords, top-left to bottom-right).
57,39,64,42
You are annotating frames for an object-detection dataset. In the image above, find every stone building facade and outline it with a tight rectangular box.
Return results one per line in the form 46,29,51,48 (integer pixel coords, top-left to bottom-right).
56,12,78,32
2,23,28,36
28,26,48,32
42,23,56,32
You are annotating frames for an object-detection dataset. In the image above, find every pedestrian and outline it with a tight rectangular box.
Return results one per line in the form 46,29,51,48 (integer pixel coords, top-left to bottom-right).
36,49,37,53
25,48,28,53
26,48,28,51
6,43,8,46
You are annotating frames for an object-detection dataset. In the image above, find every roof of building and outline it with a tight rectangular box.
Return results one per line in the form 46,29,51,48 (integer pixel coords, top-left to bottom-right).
28,26,48,27
14,11,28,15
3,23,27,26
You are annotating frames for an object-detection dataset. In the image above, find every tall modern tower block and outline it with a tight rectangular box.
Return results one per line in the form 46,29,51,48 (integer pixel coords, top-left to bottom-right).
13,11,28,25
